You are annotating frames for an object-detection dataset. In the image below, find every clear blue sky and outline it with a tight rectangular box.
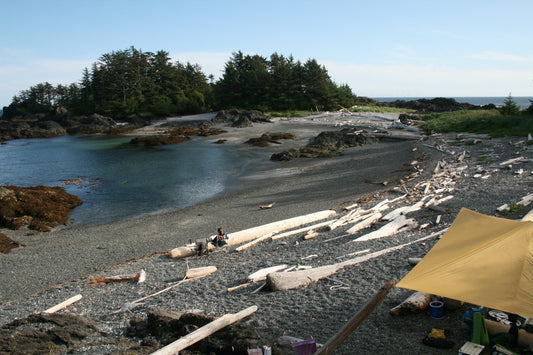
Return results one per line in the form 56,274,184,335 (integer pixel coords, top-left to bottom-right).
2,0,532,107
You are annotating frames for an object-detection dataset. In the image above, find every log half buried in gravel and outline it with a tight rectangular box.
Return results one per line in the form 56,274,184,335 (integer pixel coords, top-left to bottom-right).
266,265,342,291
185,266,217,279
266,230,446,291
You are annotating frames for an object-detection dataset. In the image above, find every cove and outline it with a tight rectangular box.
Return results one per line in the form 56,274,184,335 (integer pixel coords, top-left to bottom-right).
0,135,269,225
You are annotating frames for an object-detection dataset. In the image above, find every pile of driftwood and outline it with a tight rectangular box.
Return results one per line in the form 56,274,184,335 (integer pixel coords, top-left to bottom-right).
166,132,533,297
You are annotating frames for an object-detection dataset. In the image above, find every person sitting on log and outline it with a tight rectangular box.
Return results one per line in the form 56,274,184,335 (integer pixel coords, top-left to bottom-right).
210,227,228,247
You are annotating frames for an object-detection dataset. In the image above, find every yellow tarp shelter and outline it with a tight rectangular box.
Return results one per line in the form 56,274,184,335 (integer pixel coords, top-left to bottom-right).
397,208,533,318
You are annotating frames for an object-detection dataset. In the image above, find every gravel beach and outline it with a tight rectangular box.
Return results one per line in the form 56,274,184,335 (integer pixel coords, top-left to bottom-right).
1,112,532,354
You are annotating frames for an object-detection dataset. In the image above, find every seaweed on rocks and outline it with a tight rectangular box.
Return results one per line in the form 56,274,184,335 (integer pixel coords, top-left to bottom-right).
0,185,83,232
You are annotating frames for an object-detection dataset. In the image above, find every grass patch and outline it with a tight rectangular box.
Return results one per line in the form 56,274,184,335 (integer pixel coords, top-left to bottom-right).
476,156,496,164
420,110,533,137
498,203,525,216
267,111,312,117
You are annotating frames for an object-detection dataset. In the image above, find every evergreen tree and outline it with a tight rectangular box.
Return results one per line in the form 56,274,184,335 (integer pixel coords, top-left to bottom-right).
526,100,533,115
7,47,358,117
500,93,521,116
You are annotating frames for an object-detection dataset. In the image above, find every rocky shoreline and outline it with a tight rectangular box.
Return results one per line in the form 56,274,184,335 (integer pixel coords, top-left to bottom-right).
1,113,532,354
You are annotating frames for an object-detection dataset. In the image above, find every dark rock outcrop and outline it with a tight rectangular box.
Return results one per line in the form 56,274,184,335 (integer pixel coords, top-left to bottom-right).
271,128,379,161
0,313,98,354
0,185,83,232
0,108,119,141
127,127,227,147
245,132,297,147
128,310,264,353
385,97,497,113
211,109,271,127
128,135,192,146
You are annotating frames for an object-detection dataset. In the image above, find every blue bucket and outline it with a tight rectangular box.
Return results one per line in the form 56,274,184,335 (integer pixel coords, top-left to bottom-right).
430,301,444,319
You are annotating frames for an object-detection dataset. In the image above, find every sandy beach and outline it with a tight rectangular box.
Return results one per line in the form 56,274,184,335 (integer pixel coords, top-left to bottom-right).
1,112,532,354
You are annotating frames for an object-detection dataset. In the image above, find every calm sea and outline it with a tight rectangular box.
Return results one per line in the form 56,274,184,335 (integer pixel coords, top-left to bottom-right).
372,96,532,110
0,135,274,226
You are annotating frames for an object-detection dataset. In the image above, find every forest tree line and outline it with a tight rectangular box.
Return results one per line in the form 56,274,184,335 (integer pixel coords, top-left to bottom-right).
4,46,358,119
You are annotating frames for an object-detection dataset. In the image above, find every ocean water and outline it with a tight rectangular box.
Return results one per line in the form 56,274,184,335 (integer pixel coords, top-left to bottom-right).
0,135,272,226
372,97,533,110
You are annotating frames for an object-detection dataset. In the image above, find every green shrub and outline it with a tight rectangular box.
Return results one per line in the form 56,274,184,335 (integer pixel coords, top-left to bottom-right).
420,110,533,137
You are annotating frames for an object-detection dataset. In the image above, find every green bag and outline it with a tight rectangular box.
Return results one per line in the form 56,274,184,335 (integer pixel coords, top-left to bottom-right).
472,311,490,346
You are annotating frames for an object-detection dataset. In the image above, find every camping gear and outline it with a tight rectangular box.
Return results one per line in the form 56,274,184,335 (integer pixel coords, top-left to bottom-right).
291,338,317,355
397,208,533,319
458,341,485,355
471,311,490,345
429,301,444,319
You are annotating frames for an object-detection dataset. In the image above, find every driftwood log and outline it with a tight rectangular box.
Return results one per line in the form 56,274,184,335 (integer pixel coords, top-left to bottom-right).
352,215,418,242
168,210,336,258
185,266,217,279
389,291,431,316
326,194,406,232
168,245,197,259
271,220,332,241
227,210,336,246
314,280,396,355
90,273,140,284
267,230,445,291
522,208,533,222
303,231,319,240
43,294,83,314
227,283,251,293
247,264,288,282
345,212,382,235
235,231,277,252
382,201,424,221
117,275,210,312
150,305,258,354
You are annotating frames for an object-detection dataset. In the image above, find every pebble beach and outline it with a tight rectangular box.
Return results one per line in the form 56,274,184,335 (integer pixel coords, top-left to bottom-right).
1,112,532,354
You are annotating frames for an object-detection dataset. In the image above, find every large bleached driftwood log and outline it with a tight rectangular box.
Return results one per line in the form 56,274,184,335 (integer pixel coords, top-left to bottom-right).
327,194,406,232
266,264,341,291
382,201,424,221
266,230,446,291
235,231,277,252
314,280,396,355
168,245,197,259
345,212,382,235
518,192,533,207
271,220,332,241
352,215,418,242
326,208,369,231
150,305,258,355
227,210,336,246
389,291,431,316
247,264,288,282
168,210,336,258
